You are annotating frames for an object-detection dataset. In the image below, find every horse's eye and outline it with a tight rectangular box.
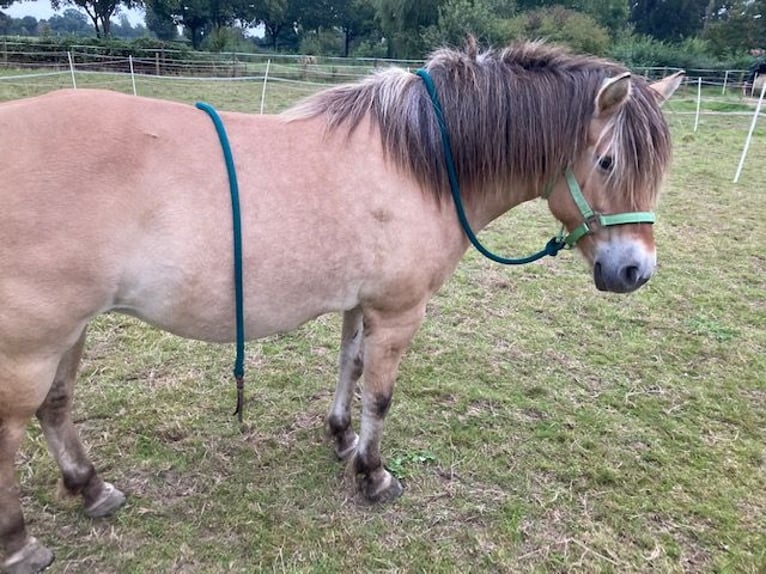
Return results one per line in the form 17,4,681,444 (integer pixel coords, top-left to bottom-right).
598,155,614,171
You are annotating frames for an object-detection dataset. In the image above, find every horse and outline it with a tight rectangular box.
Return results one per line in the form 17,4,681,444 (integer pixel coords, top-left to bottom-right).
0,41,682,574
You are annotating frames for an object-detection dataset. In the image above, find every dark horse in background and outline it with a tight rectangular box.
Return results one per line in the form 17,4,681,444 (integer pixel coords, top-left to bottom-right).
0,41,682,573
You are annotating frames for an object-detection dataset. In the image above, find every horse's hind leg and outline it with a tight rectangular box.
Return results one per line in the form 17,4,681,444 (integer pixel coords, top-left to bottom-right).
353,304,425,503
1,417,54,574
327,308,364,460
35,330,126,518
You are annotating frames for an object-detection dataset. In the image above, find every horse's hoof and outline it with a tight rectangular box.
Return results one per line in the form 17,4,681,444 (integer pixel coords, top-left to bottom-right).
335,433,359,461
85,482,126,518
360,471,404,504
3,537,54,574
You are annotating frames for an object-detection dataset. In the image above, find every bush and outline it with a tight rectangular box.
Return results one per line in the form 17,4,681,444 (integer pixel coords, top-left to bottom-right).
298,29,343,56
502,7,610,56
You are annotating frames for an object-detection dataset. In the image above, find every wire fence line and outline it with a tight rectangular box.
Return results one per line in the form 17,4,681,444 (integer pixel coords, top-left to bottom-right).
1,48,763,183
3,51,763,115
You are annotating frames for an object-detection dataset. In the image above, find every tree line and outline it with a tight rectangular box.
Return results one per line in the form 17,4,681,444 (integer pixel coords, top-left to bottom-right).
1,0,763,66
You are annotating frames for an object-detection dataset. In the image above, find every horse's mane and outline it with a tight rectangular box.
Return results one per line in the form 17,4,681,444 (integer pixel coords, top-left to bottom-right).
283,41,671,207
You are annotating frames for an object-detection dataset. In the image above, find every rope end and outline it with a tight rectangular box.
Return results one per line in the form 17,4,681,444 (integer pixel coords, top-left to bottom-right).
233,375,244,424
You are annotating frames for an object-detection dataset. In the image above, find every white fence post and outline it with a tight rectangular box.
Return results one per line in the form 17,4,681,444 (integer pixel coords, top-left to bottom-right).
129,55,137,96
694,77,702,132
722,70,729,95
67,51,77,89
733,80,766,183
259,59,271,115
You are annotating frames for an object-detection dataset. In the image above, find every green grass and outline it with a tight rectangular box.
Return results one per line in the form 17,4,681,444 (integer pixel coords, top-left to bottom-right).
3,74,766,573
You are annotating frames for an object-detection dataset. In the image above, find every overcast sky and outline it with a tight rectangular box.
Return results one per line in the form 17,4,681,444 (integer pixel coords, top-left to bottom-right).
3,1,145,26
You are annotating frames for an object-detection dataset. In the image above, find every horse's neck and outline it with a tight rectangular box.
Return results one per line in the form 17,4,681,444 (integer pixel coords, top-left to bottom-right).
465,182,540,232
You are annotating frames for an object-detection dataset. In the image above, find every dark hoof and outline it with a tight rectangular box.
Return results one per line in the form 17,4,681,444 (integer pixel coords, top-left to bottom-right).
85,482,126,518
360,471,404,504
3,538,54,574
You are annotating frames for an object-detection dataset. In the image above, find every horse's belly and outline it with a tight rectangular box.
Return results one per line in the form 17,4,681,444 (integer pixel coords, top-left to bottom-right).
113,258,361,343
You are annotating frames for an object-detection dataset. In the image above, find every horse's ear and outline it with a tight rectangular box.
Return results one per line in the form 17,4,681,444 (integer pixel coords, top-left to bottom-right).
465,35,478,59
596,72,631,117
649,71,685,105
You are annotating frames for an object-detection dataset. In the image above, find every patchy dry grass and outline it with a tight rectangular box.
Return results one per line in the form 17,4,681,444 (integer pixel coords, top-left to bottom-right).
2,76,765,573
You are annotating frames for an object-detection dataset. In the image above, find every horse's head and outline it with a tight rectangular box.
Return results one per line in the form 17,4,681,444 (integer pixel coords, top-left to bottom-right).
545,71,683,293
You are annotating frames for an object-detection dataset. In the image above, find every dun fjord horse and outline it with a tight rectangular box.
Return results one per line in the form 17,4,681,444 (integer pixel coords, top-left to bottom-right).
0,42,682,573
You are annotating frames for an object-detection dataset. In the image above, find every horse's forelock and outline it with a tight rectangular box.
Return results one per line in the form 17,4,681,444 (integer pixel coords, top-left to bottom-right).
599,78,672,210
283,42,670,207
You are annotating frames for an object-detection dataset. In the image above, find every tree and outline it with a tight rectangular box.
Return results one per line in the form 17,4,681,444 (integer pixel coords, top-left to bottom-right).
251,0,297,51
48,7,95,34
576,0,629,34
422,0,507,48
375,0,445,58
144,0,221,48
702,0,765,55
145,2,178,39
505,6,611,54
50,0,141,38
629,0,708,41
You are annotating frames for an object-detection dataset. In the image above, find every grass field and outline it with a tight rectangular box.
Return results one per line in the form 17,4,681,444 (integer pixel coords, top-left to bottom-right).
1,72,765,573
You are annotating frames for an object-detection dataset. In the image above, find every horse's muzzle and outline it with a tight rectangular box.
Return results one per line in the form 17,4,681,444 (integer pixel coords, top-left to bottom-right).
593,240,655,293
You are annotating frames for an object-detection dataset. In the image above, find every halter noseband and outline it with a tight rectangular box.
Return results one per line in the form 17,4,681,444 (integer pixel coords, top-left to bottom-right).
415,68,656,264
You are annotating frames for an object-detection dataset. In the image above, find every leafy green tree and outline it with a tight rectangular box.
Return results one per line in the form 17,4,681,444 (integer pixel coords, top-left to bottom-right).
505,6,611,54
375,0,445,58
48,7,95,34
422,0,506,48
576,0,628,34
511,0,627,35
11,14,38,34
50,0,141,38
629,0,708,41
145,2,178,39
244,0,300,51
335,0,377,56
146,0,250,48
111,12,147,37
702,0,766,55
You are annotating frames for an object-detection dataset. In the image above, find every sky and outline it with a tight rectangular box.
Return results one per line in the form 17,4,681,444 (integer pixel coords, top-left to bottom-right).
3,1,146,26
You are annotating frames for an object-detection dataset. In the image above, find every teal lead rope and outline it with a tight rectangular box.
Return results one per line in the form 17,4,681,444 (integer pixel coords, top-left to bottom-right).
415,69,565,264
196,102,246,423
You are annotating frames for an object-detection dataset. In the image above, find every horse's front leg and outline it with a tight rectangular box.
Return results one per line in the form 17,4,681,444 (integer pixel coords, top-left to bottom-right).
35,329,126,519
1,416,54,574
354,304,425,503
327,307,364,460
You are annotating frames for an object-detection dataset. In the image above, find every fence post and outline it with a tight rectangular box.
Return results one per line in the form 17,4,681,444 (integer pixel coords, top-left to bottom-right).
259,59,271,115
67,51,77,89
733,80,766,183
722,70,729,96
129,55,137,96
155,51,160,76
693,77,702,132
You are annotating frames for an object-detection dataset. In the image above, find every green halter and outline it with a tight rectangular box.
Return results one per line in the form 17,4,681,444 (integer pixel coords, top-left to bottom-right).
415,69,656,263
547,169,656,248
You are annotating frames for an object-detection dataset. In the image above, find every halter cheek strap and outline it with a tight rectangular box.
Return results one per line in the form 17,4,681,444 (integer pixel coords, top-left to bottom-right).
548,170,656,248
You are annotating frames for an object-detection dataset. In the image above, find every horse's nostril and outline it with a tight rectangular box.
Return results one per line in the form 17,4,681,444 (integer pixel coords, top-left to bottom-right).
623,265,640,286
